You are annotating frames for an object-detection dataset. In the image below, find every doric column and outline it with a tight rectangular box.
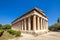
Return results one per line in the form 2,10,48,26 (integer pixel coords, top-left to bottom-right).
28,17,31,31
20,22,22,30
33,15,36,31
44,20,45,30
24,19,26,31
46,21,48,31
41,18,43,30
22,20,23,31
44,20,46,30
20,22,21,30
42,19,44,30
37,16,40,30
45,20,46,30
43,19,45,30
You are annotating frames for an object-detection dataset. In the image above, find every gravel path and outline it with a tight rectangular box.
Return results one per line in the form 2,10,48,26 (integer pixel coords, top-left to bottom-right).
9,32,60,40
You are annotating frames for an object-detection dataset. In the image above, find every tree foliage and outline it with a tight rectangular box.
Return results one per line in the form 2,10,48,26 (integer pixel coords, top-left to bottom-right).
57,18,60,23
49,22,60,31
2,24,11,30
0,24,2,27
0,24,2,29
49,18,60,31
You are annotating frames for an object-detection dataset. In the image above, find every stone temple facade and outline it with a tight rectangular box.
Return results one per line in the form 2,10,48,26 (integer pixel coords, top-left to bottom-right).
12,7,48,34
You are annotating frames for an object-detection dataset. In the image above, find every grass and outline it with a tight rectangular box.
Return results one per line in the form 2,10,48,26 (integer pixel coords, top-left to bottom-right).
0,31,15,40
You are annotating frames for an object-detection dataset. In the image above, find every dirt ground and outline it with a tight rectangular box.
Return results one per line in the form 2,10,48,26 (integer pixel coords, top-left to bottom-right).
9,32,60,40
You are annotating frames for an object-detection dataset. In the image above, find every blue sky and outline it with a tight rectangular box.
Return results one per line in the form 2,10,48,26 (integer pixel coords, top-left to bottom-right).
0,0,60,26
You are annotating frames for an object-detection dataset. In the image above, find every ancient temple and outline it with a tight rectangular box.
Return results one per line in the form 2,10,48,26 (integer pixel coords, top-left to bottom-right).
12,7,48,34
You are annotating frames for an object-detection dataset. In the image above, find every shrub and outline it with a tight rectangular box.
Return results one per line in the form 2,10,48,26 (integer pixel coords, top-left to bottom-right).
7,29,21,37
7,29,15,35
0,30,4,37
15,31,21,37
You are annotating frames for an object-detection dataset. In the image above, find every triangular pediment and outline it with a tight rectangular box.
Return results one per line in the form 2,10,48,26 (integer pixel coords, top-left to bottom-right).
23,7,47,18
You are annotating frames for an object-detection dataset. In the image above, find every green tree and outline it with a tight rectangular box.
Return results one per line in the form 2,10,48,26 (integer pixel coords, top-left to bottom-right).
57,18,60,23
0,24,2,29
49,22,60,31
2,24,11,30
